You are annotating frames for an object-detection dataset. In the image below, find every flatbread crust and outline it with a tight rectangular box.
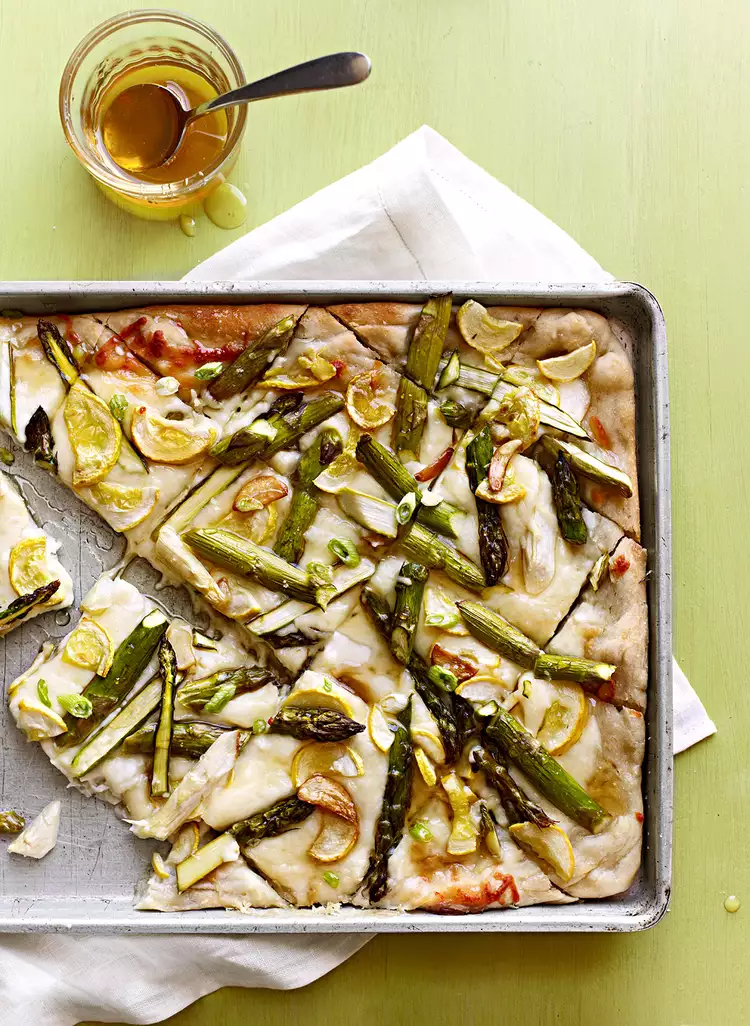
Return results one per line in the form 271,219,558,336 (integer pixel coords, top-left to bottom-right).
103,304,307,394
548,536,649,710
514,308,641,539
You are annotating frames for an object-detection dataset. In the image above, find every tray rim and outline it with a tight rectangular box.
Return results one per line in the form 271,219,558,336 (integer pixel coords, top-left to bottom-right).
0,279,672,934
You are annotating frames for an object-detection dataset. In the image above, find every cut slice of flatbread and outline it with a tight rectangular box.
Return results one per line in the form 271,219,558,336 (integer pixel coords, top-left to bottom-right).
547,536,648,710
514,308,640,539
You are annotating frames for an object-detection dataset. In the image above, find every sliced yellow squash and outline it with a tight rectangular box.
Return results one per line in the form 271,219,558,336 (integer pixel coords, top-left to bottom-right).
8,537,60,603
131,407,217,464
64,381,122,486
368,703,395,752
537,341,597,382
291,742,365,788
85,481,160,532
456,300,523,361
536,683,589,755
509,822,575,882
345,365,397,429
63,616,114,675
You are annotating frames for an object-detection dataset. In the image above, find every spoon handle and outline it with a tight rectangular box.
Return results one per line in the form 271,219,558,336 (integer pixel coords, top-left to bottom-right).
193,52,371,118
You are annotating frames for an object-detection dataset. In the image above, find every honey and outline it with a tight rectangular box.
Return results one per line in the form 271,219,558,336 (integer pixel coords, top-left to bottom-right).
96,63,229,184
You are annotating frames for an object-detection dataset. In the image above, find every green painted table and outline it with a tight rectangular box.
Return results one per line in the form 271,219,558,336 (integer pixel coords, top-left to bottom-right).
0,0,745,1022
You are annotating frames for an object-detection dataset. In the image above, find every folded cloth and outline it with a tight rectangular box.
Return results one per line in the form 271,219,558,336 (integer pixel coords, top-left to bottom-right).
0,125,715,1026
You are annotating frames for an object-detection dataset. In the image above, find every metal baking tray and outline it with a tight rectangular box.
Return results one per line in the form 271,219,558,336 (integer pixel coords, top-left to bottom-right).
0,281,671,933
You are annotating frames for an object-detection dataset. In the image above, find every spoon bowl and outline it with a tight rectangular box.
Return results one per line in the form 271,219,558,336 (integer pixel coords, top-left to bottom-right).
105,51,371,172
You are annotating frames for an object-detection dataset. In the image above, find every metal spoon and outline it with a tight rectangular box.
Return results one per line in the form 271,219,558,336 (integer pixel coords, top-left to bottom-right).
110,51,372,172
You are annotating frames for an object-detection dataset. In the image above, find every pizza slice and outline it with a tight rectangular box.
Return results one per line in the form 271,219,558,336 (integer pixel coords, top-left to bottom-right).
0,469,73,634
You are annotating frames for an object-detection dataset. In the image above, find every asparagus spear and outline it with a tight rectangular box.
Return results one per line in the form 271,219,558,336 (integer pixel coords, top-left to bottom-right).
124,721,243,758
229,794,315,853
436,355,499,396
24,406,57,472
458,601,617,687
391,562,428,664
213,392,344,466
439,399,473,429
275,427,342,563
470,744,553,828
465,426,509,585
485,707,610,833
539,435,634,496
271,705,365,742
354,434,463,538
71,676,164,778
393,377,429,461
551,451,588,544
184,528,335,607
362,699,413,902
0,811,25,833
457,601,541,668
151,638,177,798
60,608,168,747
208,315,298,399
0,580,60,634
37,319,79,387
401,522,486,592
405,295,452,391
177,666,279,711
360,586,464,763
534,653,616,689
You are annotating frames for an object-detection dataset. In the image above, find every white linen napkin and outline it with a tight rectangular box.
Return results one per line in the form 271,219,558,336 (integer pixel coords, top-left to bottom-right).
0,125,715,1026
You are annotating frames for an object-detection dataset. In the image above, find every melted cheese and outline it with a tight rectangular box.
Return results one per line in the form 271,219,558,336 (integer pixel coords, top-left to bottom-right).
0,471,73,614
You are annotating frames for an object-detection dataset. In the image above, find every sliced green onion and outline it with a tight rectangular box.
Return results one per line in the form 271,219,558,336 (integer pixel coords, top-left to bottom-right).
477,700,499,718
409,821,433,842
37,679,51,708
234,495,264,513
192,630,219,650
194,362,224,382
0,447,14,465
322,679,334,693
58,693,93,719
322,870,340,887
109,394,128,421
307,562,334,587
437,350,461,390
396,491,418,525
155,376,180,397
328,538,361,567
427,665,458,692
252,718,270,735
248,419,277,440
203,682,237,713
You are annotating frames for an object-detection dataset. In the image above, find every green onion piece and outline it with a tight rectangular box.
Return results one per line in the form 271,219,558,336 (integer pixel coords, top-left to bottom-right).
328,538,361,567
427,665,458,692
37,679,51,708
247,419,277,440
322,679,334,693
424,612,457,628
409,821,433,842
252,718,270,735
437,351,461,390
194,362,224,381
58,693,93,719
322,870,340,887
109,394,128,421
307,562,334,587
0,447,14,465
396,491,418,525
203,682,237,714
234,496,264,513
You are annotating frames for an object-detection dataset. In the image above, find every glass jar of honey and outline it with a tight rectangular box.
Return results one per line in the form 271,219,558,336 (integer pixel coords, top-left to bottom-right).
59,10,247,221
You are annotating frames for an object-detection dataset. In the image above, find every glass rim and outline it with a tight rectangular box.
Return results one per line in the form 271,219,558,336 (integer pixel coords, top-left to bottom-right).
59,9,247,199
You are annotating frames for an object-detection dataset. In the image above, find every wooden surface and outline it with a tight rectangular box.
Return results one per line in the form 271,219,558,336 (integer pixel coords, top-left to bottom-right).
0,0,745,1022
